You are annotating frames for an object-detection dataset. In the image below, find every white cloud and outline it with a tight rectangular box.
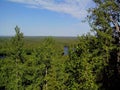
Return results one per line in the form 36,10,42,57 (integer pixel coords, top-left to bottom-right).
8,0,91,19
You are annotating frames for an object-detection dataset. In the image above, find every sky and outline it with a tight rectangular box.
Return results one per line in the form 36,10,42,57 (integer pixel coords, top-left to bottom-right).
0,0,94,36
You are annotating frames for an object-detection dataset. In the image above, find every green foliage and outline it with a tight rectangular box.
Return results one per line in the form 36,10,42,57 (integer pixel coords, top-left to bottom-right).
88,0,120,90
66,34,100,90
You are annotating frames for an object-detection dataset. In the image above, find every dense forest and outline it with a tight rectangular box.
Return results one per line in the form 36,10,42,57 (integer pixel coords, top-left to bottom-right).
0,0,120,90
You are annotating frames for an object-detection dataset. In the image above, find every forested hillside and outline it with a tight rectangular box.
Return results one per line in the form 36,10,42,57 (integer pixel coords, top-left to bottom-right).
0,0,120,90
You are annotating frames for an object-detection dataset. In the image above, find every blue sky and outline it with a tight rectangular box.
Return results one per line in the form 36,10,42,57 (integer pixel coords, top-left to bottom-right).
0,0,94,36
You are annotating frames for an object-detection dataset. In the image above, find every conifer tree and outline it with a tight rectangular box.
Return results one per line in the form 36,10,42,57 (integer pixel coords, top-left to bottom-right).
88,0,120,89
9,26,25,90
66,34,100,90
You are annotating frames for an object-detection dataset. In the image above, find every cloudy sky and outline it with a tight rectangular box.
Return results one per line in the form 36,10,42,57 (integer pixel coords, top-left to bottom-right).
0,0,94,36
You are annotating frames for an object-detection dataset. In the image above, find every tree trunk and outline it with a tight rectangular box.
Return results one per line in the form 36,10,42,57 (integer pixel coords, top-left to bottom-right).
45,67,47,90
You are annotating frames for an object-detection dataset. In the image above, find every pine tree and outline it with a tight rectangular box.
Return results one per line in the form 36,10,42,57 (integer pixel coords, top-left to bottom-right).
88,0,120,89
65,34,101,90
7,26,25,90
